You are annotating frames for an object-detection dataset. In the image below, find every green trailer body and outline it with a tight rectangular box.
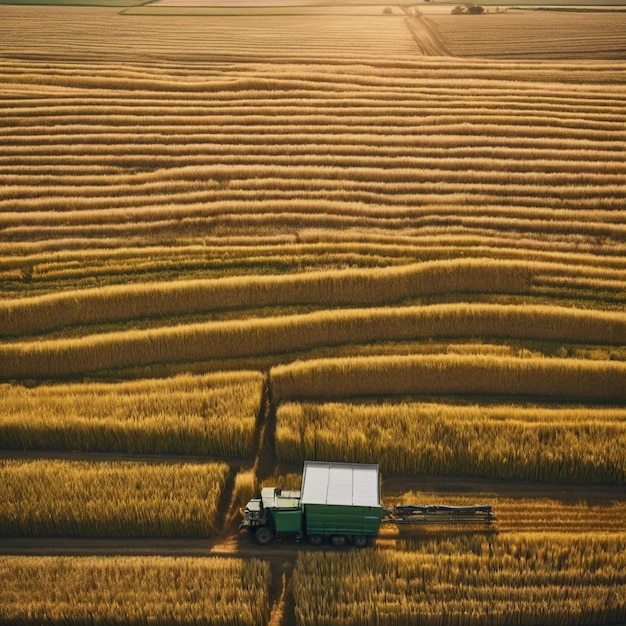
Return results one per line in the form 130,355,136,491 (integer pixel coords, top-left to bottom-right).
304,504,383,537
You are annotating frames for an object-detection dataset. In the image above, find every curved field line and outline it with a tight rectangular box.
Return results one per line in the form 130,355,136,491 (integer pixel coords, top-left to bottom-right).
1,303,625,380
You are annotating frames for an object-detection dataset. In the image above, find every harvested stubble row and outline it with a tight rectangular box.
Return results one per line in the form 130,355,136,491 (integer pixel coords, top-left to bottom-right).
0,556,270,626
0,371,263,456
1,303,625,380
293,533,626,626
428,12,626,60
0,459,230,537
276,402,626,483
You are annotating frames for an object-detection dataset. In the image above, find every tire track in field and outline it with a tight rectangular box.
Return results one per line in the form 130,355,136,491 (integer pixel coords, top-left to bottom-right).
404,13,452,56
253,372,279,482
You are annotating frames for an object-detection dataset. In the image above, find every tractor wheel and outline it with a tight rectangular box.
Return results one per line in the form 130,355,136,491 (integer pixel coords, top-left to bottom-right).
331,535,346,547
254,527,273,546
308,534,323,546
353,536,368,548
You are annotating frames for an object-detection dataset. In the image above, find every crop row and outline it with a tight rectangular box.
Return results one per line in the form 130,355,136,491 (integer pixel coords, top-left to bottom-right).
6,259,617,336
276,401,626,483
0,459,230,537
293,533,626,626
271,354,626,403
2,302,625,380
0,371,263,456
0,556,270,626
1,47,623,317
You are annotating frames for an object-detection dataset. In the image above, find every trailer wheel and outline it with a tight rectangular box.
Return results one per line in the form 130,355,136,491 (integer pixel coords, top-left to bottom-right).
331,535,346,547
308,534,323,546
353,536,368,548
254,527,273,546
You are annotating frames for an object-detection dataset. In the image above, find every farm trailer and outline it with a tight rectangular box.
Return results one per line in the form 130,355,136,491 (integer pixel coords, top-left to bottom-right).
241,461,496,547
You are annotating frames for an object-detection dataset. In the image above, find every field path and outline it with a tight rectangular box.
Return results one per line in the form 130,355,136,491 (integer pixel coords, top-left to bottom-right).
404,13,452,56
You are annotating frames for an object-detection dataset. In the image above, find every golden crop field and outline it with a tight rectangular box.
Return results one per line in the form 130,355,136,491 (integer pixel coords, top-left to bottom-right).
0,459,230,536
0,556,271,626
276,401,626,482
0,371,263,455
294,533,626,626
1,1,625,624
427,11,626,59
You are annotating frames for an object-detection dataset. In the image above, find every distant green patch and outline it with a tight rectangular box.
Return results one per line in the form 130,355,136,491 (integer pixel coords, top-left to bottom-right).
121,4,377,15
0,0,145,6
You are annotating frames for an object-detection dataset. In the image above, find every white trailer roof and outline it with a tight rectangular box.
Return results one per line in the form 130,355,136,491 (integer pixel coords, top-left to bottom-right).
300,461,380,507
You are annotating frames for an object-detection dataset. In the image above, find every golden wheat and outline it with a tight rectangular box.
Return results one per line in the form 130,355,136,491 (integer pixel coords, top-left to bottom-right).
0,259,534,337
429,12,626,60
276,401,626,483
271,354,626,404
0,555,271,626
3,301,625,379
0,371,262,456
294,533,626,626
0,459,230,537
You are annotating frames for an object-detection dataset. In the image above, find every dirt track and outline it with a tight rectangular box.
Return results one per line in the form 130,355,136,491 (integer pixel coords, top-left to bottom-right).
404,13,452,56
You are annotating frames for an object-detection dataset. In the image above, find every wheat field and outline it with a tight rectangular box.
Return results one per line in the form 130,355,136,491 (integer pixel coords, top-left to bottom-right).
1,3,625,625
293,534,626,626
276,401,626,482
0,371,263,455
0,556,271,626
0,459,230,537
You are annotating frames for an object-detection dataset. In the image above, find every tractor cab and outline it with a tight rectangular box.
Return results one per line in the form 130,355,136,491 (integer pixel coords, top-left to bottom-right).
241,487,303,544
